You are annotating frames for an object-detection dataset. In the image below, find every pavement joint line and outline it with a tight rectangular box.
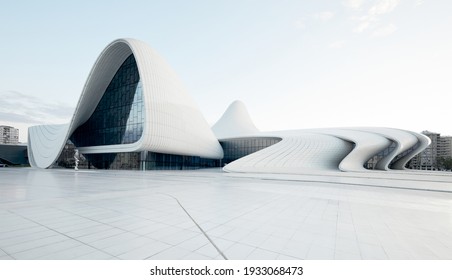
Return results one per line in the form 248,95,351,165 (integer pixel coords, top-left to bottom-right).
0,247,16,260
7,209,118,260
255,178,452,194
158,193,228,260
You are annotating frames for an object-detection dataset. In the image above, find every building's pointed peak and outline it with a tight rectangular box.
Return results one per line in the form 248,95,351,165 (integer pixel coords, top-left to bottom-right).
212,100,259,139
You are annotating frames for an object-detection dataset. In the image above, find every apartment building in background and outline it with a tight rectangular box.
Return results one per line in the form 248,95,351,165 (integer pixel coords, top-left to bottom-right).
408,131,452,170
0,125,19,144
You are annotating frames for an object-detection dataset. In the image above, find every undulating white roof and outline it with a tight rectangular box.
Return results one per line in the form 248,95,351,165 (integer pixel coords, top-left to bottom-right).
215,101,431,175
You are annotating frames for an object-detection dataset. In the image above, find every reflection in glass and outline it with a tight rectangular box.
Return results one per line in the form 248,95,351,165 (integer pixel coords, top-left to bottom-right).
70,54,144,148
69,54,144,169
220,137,282,165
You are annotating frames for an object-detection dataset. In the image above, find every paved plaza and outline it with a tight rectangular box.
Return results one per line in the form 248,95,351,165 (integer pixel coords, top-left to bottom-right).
0,167,452,260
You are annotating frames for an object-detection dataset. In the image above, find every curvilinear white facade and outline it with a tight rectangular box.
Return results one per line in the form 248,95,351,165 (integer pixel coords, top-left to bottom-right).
28,38,223,169
28,38,430,173
213,101,430,174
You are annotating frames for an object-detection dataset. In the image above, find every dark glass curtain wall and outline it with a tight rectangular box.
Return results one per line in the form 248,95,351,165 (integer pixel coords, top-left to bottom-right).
70,54,144,148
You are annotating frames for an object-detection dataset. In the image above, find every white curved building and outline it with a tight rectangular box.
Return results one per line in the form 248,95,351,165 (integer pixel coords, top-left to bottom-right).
220,127,430,174
213,100,431,174
28,38,223,169
28,38,430,174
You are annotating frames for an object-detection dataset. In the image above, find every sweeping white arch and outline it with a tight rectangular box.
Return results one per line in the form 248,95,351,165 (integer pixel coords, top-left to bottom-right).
348,127,418,170
221,127,428,174
215,101,430,175
315,128,392,172
389,130,431,170
222,131,353,174
28,38,223,168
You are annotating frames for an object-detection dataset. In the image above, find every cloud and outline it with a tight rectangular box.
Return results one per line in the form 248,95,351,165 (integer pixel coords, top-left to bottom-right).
329,40,346,49
369,0,400,15
415,0,424,7
372,23,397,37
0,90,74,125
350,0,400,34
342,0,364,10
313,11,335,21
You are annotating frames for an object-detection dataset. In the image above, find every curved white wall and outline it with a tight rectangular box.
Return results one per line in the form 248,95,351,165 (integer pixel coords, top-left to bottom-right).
390,131,431,170
212,100,259,139
128,39,223,158
28,38,223,168
316,128,392,172
28,124,69,168
216,102,430,175
350,127,418,170
221,127,428,174
223,132,353,174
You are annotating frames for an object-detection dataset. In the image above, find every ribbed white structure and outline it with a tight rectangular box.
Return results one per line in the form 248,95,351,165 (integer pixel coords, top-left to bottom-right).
222,127,430,174
217,101,431,175
349,127,419,171
28,38,223,168
316,128,392,172
391,130,431,170
212,100,259,139
223,132,353,173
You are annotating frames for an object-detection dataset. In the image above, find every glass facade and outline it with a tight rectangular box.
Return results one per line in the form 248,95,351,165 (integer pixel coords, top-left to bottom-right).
53,143,220,170
70,54,144,147
54,140,89,169
83,152,141,170
389,142,419,169
141,152,220,170
55,136,283,170
220,137,282,165
364,141,421,170
64,59,283,170
365,142,396,169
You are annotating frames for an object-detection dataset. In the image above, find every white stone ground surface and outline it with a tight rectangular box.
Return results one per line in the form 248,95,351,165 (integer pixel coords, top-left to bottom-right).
0,167,451,260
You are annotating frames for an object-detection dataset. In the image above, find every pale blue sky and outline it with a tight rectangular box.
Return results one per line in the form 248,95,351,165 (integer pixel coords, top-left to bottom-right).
1,0,451,142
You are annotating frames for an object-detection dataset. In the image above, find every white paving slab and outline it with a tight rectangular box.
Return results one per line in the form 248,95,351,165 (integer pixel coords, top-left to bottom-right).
0,167,451,259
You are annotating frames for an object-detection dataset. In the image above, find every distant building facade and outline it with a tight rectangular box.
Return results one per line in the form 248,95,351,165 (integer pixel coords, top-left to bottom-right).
438,136,452,158
0,126,19,144
408,131,452,170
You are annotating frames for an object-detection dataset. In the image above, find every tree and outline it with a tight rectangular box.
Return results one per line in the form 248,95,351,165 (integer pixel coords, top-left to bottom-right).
437,156,452,170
